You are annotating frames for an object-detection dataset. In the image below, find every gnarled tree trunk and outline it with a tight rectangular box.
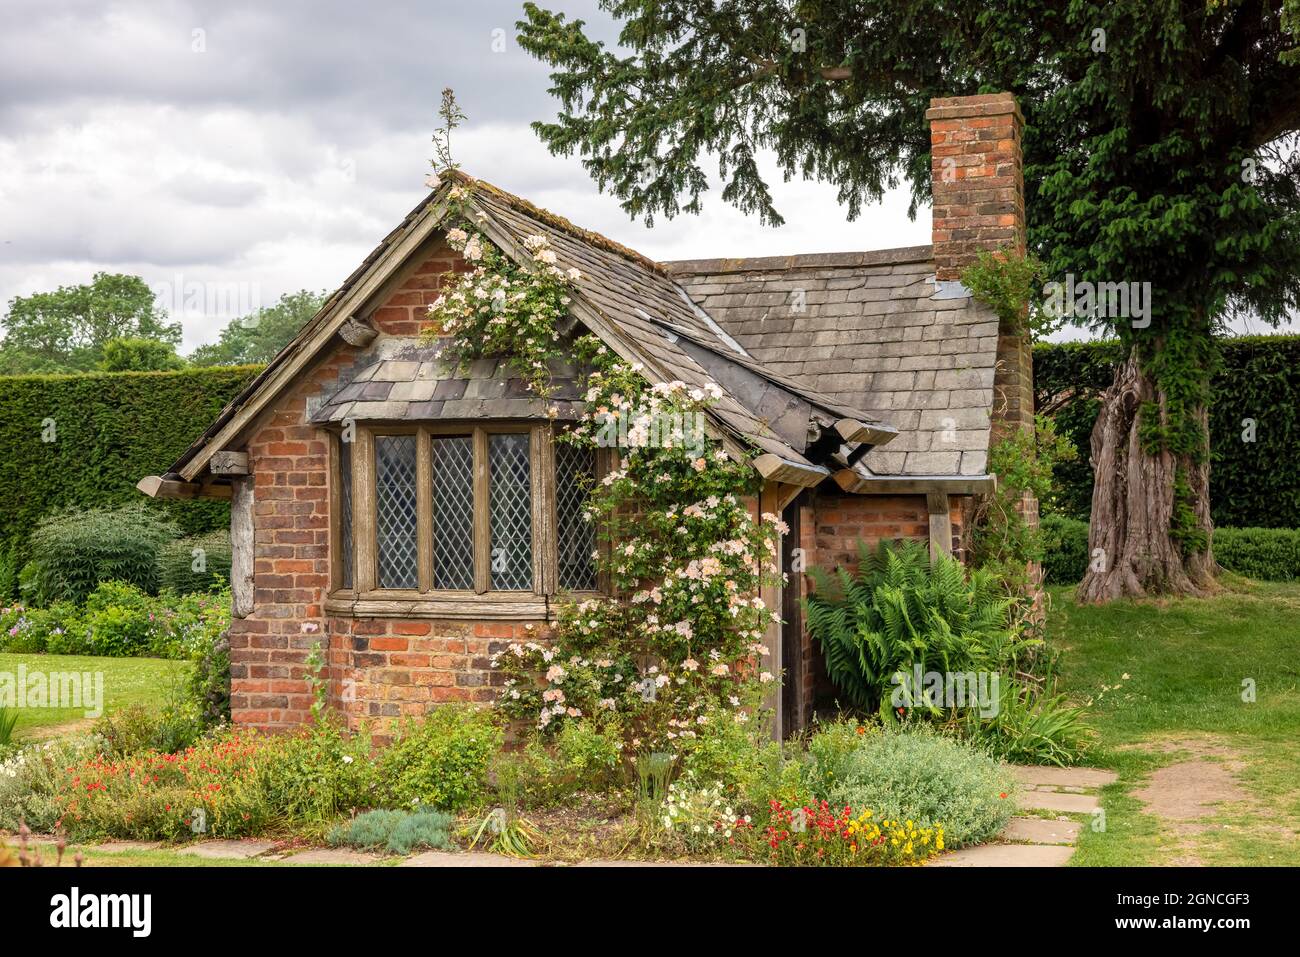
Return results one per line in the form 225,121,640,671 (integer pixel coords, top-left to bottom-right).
1077,348,1218,602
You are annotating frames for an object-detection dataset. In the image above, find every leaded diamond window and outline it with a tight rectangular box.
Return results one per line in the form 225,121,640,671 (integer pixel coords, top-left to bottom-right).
375,434,418,589
556,443,596,591
332,423,599,600
489,433,533,590
339,438,354,590
432,436,474,590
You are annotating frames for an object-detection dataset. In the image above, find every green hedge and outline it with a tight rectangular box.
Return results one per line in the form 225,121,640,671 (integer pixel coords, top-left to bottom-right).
0,365,259,598
1041,517,1300,584
1035,335,1300,528
1041,515,1090,586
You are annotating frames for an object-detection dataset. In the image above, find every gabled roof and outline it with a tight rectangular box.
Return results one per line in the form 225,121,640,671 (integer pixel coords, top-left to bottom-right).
161,171,897,490
667,251,1000,477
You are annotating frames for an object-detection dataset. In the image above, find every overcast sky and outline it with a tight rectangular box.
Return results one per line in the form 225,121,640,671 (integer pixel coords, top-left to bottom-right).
0,1,1287,350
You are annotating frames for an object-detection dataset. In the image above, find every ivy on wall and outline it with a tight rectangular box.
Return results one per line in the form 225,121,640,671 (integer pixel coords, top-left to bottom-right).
1034,336,1300,528
0,365,261,574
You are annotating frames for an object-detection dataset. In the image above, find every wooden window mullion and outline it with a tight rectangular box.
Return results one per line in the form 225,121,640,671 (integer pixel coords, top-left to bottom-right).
354,427,377,593
472,427,490,594
416,427,433,593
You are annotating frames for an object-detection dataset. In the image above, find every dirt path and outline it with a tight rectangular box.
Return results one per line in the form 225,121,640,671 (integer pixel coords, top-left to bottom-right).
1126,736,1257,865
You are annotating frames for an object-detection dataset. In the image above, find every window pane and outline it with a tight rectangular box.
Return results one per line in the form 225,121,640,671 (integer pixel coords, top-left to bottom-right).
339,437,354,590
375,434,418,589
431,436,475,590
489,433,532,590
556,443,597,591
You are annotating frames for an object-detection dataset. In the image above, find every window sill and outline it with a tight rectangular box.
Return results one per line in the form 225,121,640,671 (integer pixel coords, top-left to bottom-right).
324,591,557,621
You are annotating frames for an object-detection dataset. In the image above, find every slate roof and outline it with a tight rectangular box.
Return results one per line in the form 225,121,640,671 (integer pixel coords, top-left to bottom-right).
666,250,1000,477
308,339,587,425
458,178,896,473
165,170,1000,486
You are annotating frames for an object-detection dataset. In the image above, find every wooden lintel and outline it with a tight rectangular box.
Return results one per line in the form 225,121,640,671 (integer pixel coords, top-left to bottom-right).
210,451,250,476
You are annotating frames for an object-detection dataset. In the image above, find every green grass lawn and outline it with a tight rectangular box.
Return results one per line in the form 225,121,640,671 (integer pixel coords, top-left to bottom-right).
1049,577,1300,866
0,652,187,741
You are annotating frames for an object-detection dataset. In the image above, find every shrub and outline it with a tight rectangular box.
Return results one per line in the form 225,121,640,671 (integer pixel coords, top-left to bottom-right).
517,720,625,807
378,706,503,811
0,707,16,746
159,532,233,594
92,701,202,757
26,505,178,604
1041,515,1090,585
0,602,86,654
327,808,455,855
805,541,1020,714
803,719,879,799
1213,527,1300,581
261,725,377,826
825,728,1017,848
0,736,107,834
82,580,158,657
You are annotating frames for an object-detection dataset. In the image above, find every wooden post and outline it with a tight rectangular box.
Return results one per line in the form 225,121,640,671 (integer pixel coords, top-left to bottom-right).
759,483,784,739
927,491,952,561
230,476,255,618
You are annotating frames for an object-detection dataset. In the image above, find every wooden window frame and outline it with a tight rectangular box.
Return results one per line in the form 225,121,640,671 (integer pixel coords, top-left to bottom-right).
326,421,602,620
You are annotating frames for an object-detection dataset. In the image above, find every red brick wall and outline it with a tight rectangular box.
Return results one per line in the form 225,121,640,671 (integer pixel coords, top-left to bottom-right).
227,239,514,732
325,619,539,738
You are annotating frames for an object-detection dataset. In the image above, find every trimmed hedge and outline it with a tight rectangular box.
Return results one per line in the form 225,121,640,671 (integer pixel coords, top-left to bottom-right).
1041,517,1300,584
1212,527,1300,582
0,365,259,599
1035,335,1300,528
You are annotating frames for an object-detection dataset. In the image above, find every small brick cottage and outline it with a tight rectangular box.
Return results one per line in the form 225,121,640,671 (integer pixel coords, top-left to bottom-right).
139,92,1033,738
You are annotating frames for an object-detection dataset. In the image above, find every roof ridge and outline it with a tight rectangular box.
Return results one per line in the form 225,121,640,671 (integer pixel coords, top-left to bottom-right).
662,245,934,275
443,168,668,276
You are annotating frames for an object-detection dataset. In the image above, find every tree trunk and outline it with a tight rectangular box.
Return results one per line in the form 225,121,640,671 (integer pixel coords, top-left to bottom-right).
1077,348,1218,602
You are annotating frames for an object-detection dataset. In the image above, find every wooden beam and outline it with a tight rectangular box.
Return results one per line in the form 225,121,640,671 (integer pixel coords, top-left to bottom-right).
927,491,953,562
210,451,250,476
833,417,898,446
230,477,254,618
752,453,829,487
833,470,996,496
338,315,379,347
137,475,232,500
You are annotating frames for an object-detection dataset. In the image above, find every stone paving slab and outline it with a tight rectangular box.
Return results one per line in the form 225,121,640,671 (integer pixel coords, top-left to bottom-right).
929,843,1075,867
1001,817,1081,845
1011,766,1118,789
179,839,277,860
1018,790,1101,814
278,847,383,866
400,850,536,867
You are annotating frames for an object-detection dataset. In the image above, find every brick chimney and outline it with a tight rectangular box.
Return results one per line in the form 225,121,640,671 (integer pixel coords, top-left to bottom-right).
926,92,1026,281
927,92,1032,442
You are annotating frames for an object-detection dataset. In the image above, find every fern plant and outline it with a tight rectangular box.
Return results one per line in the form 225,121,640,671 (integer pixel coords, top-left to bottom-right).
805,541,1022,716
